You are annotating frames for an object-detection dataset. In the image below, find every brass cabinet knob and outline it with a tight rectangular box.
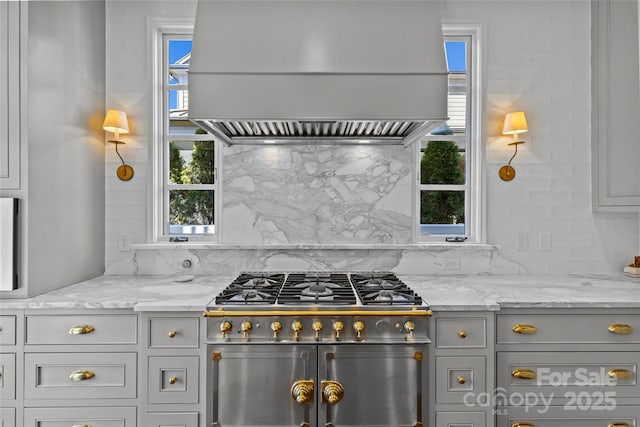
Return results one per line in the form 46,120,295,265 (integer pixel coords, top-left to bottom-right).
512,423,534,427
512,324,537,334
403,321,415,338
457,376,466,384
291,320,303,340
607,368,633,380
353,320,365,340
458,330,467,338
69,370,95,381
511,369,537,380
168,330,177,338
270,321,282,339
321,380,345,405
240,321,253,338
169,376,177,385
312,321,324,339
68,325,95,335
291,379,314,405
608,324,633,335
332,321,344,339
219,320,232,338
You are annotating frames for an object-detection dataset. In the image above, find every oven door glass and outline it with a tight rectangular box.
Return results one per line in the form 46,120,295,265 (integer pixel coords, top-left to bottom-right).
208,344,317,427
318,344,427,427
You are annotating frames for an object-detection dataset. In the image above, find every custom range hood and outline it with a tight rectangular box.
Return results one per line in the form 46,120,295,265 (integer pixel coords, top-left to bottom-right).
189,0,448,146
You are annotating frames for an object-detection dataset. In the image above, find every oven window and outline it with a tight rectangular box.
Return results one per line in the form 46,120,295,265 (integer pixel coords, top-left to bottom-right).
417,29,482,242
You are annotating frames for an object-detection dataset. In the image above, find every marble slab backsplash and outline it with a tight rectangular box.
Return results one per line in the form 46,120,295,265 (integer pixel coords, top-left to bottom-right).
221,144,413,244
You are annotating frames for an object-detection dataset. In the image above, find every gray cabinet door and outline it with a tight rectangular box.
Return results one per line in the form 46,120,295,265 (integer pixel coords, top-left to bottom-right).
25,352,137,400
435,356,486,404
497,405,639,426
26,314,138,345
24,407,136,427
147,412,198,427
148,317,199,348
0,406,15,427
148,356,199,404
436,411,486,427
0,316,16,346
0,353,15,400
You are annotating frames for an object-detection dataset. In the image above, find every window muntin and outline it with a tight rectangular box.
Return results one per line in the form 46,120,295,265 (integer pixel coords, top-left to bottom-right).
418,33,479,241
161,35,217,238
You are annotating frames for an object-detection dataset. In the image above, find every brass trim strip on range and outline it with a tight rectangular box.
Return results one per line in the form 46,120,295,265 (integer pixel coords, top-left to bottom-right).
204,309,432,317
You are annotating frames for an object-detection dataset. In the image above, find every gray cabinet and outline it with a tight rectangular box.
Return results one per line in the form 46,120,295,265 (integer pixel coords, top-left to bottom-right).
148,356,199,404
0,353,16,401
24,406,137,427
592,0,640,209
0,407,15,427
147,412,198,427
497,405,639,427
436,411,486,427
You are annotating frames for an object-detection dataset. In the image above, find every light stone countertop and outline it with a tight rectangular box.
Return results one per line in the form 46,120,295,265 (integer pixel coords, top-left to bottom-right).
1,273,639,312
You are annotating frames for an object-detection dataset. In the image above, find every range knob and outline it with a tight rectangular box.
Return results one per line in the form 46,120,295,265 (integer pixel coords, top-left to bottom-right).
353,320,365,340
240,321,253,338
219,321,232,339
312,321,324,340
332,321,344,340
270,321,283,339
291,320,303,340
403,321,415,339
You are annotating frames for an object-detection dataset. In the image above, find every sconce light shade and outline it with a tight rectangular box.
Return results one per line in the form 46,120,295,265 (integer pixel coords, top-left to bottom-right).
499,111,528,182
102,109,129,140
103,109,133,181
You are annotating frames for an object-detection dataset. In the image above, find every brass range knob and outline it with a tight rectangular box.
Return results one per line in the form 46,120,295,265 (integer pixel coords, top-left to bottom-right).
403,321,415,338
353,321,365,340
270,321,282,339
240,321,253,338
291,320,303,340
321,380,345,405
312,321,324,339
291,379,314,405
332,321,344,339
219,321,232,338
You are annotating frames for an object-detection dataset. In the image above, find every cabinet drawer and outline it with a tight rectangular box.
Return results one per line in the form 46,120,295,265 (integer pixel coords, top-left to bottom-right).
148,356,199,404
0,316,16,346
25,353,137,400
436,317,486,348
497,351,640,398
436,411,486,427
497,314,640,344
26,314,137,345
0,407,15,427
435,356,486,404
24,406,136,427
148,317,198,348
147,412,198,427
497,405,639,426
0,353,16,400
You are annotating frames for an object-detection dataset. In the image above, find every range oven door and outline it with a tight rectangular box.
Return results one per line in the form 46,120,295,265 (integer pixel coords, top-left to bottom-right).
207,344,317,427
318,344,427,427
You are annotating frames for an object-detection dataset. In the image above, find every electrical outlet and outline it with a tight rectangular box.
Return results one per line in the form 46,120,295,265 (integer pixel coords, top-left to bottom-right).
118,232,131,252
442,257,461,271
517,232,529,251
539,232,552,252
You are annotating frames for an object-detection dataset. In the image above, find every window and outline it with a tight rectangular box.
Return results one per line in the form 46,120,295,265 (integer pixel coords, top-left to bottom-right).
416,27,483,242
154,29,219,241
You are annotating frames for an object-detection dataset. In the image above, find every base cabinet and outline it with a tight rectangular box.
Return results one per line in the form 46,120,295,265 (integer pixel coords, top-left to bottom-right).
496,405,639,426
147,412,199,427
436,411,486,427
0,407,15,427
23,407,137,427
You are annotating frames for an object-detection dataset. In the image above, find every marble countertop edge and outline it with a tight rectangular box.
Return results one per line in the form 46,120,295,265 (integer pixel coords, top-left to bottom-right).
130,243,500,251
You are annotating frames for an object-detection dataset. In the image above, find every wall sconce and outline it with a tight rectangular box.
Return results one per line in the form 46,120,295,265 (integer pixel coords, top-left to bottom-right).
499,111,528,181
102,109,134,181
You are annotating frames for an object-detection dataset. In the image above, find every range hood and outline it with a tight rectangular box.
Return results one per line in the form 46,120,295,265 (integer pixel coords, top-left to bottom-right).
189,0,448,146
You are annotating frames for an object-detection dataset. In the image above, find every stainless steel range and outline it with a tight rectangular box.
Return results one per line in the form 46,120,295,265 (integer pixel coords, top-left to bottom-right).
204,272,431,427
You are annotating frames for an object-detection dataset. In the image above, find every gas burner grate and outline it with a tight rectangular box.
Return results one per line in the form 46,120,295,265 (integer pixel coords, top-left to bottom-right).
351,272,422,305
215,273,285,305
278,273,356,305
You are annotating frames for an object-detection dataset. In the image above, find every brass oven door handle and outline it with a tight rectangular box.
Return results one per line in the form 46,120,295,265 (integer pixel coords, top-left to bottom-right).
321,380,345,405
291,379,315,405
69,370,95,381
68,325,95,335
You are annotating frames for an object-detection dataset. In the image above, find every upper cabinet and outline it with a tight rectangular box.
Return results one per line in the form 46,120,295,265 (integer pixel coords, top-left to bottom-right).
0,1,21,190
592,0,640,210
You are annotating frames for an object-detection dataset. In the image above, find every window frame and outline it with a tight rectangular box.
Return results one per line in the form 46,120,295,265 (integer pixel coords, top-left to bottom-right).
150,22,220,243
414,25,484,243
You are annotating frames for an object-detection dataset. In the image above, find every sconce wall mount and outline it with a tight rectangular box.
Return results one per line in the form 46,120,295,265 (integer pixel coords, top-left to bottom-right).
499,111,528,182
103,109,134,181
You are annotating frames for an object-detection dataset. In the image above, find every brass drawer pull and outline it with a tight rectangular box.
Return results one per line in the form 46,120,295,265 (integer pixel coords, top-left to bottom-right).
68,325,95,335
168,330,177,338
69,370,95,381
607,369,633,380
169,376,177,385
457,376,466,384
512,369,536,379
608,424,632,427
72,425,93,427
608,324,633,335
512,324,537,334
458,330,467,338
512,423,534,427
